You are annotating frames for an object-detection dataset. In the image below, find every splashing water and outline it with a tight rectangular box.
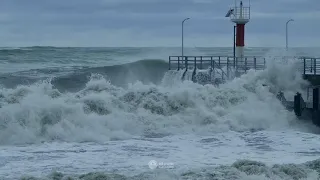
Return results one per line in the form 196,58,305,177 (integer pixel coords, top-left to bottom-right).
0,54,314,145
1,49,320,180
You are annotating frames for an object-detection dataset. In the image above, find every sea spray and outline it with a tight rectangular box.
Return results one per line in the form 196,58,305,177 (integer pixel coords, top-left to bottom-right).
0,64,303,145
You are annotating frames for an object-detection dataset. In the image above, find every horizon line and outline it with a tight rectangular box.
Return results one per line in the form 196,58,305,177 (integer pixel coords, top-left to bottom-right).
2,46,320,48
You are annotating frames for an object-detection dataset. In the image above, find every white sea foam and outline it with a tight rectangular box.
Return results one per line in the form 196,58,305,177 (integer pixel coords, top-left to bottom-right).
3,132,320,179
0,52,316,145
1,49,320,180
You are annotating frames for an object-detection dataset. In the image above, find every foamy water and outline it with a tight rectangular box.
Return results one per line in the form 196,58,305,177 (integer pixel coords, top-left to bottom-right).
1,131,320,179
0,47,320,180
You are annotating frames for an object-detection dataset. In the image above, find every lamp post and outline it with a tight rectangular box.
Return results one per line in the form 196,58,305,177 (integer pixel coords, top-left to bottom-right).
286,19,294,50
182,18,190,58
233,25,236,68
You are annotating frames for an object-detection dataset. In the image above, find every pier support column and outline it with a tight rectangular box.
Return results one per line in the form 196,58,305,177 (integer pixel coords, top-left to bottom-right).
313,88,319,111
312,88,320,126
294,92,302,116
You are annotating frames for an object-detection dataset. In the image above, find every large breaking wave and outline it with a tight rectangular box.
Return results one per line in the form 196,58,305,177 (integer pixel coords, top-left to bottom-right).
0,54,317,145
0,59,169,91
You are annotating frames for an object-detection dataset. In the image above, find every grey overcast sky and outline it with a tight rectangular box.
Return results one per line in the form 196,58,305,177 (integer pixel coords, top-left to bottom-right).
0,0,318,47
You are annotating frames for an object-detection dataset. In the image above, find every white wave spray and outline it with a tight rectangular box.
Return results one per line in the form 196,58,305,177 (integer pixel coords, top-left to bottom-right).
0,53,316,145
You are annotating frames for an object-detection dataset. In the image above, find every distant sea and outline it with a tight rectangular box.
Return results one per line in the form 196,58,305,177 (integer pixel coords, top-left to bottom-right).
0,47,320,180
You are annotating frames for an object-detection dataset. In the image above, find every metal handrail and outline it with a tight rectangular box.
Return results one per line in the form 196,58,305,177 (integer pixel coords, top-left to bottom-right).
212,60,228,80
169,56,320,76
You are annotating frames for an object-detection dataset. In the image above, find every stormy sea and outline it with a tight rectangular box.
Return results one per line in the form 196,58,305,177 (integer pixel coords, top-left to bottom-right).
1,47,320,180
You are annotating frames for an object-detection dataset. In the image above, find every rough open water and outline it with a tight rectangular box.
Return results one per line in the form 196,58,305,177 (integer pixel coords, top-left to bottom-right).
1,47,320,180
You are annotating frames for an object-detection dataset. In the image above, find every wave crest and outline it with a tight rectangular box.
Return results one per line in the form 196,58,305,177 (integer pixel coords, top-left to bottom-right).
0,54,318,145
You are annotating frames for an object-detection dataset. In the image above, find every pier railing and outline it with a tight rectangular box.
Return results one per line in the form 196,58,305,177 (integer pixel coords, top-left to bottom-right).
168,56,266,73
168,56,320,76
303,58,320,75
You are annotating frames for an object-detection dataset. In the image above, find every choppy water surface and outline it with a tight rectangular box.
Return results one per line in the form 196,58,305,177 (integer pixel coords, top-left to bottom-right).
0,47,320,180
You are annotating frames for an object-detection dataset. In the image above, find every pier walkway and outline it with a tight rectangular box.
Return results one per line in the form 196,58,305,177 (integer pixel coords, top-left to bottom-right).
168,56,320,84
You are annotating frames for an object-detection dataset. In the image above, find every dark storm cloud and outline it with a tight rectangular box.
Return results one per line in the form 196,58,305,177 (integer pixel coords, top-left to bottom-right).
0,0,318,47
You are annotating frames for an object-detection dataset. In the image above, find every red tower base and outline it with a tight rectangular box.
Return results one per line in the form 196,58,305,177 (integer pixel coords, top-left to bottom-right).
236,23,245,58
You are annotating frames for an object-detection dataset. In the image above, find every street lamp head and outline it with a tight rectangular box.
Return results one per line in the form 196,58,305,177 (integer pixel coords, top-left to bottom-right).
183,18,190,22
287,19,294,23
286,19,294,25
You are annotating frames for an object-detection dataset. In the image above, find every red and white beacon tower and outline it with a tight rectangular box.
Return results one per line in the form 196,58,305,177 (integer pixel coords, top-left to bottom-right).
226,1,250,61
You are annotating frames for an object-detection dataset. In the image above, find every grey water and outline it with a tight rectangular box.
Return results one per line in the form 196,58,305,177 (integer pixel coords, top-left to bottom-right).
0,46,320,180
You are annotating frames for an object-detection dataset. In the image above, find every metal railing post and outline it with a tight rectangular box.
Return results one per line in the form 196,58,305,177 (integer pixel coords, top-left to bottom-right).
178,56,180,70
314,58,316,75
310,58,313,73
245,57,247,73
254,57,256,70
185,56,188,70
227,57,229,69
303,58,306,75
200,56,203,69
